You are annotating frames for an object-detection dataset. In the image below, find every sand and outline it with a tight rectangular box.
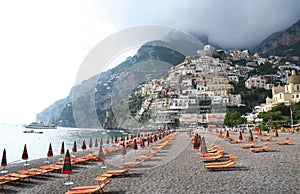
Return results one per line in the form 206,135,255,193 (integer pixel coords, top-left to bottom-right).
1,130,299,194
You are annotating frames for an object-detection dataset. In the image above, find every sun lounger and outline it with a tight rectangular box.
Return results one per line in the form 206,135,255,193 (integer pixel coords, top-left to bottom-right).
67,177,111,194
0,180,8,189
40,164,63,171
276,137,291,145
102,169,129,177
66,180,111,194
0,175,21,185
250,143,271,152
18,168,52,176
123,160,143,168
5,173,31,182
230,139,241,144
200,153,223,161
204,160,235,170
136,155,152,162
202,149,224,157
261,136,272,141
240,141,257,149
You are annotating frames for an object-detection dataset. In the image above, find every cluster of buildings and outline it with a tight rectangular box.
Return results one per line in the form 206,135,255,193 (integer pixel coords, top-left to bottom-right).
133,45,248,129
128,45,300,129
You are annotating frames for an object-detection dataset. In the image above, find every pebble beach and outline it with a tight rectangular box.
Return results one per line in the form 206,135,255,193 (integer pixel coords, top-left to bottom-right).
1,130,299,194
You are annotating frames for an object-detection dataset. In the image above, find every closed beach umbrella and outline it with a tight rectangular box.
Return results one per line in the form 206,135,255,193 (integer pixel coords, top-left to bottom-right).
248,130,254,142
192,135,200,150
47,143,54,158
1,148,7,168
133,139,138,150
100,137,103,147
140,139,145,149
275,129,279,137
72,141,77,153
62,149,72,174
22,144,29,161
94,139,98,148
200,137,208,154
98,146,105,162
62,149,73,187
60,142,65,155
82,140,87,150
239,131,243,140
22,144,29,166
89,139,93,149
226,130,230,138
121,143,126,156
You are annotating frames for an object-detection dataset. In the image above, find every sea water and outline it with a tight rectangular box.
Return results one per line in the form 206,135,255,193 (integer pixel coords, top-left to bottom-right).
0,123,124,164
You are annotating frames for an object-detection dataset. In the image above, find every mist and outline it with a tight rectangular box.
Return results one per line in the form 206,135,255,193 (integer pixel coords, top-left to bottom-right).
92,0,300,48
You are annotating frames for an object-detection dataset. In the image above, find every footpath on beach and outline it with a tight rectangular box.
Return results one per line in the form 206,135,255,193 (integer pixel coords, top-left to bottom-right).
1,130,299,194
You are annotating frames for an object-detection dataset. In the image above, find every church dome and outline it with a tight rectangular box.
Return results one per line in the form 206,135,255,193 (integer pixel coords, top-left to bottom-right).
287,69,300,84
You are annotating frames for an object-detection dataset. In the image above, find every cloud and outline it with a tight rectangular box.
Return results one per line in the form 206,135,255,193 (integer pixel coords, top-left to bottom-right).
92,0,300,48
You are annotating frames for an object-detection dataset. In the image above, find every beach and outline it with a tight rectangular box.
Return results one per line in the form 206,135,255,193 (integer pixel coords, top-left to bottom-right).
1,130,299,194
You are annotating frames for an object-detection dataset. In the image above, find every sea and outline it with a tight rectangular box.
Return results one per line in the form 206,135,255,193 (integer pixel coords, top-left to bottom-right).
0,123,125,164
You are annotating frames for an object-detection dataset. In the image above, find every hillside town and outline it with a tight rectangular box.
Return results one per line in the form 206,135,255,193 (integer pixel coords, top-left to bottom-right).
130,45,300,130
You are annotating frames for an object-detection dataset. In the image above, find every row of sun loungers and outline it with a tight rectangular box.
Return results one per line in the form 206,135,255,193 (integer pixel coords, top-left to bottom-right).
65,132,177,194
0,152,102,190
123,133,177,168
191,140,238,170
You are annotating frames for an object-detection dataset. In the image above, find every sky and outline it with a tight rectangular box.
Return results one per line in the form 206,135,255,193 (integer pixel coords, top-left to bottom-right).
0,0,300,124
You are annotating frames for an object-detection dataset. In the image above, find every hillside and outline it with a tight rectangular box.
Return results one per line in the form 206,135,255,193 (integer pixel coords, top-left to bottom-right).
255,19,300,56
37,43,188,128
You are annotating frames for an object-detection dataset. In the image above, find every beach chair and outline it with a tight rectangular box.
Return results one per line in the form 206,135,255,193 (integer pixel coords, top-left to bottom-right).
240,141,257,149
0,175,21,185
66,180,111,194
135,155,152,162
123,160,144,168
4,173,31,182
203,148,224,157
230,139,241,144
0,180,8,189
276,137,291,145
200,153,223,161
66,176,111,194
261,136,272,141
18,168,52,176
40,164,63,171
204,160,235,170
102,169,129,177
250,142,271,152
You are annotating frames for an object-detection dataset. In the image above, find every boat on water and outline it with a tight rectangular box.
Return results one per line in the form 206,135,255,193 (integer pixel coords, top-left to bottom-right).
24,122,57,129
23,130,43,134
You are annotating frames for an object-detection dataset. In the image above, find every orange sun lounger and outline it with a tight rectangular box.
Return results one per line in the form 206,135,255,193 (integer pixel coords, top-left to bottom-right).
123,160,143,168
250,143,271,152
66,178,111,194
240,141,257,149
101,169,129,177
276,137,291,145
261,136,273,141
0,180,8,189
204,160,235,170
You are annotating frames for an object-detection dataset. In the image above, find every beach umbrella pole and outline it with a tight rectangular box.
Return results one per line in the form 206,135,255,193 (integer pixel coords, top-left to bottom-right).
1,167,7,174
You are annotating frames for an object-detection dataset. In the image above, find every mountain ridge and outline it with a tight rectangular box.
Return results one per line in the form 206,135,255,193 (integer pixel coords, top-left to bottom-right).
255,19,300,56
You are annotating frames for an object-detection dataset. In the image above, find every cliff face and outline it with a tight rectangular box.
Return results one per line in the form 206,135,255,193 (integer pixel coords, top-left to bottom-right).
256,19,300,56
37,43,188,128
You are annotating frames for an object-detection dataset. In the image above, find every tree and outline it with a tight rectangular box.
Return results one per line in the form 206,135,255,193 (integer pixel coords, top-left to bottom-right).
224,111,246,127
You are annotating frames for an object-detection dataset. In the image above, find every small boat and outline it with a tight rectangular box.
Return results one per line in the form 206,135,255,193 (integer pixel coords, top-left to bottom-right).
23,130,43,134
24,122,57,129
23,130,34,133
